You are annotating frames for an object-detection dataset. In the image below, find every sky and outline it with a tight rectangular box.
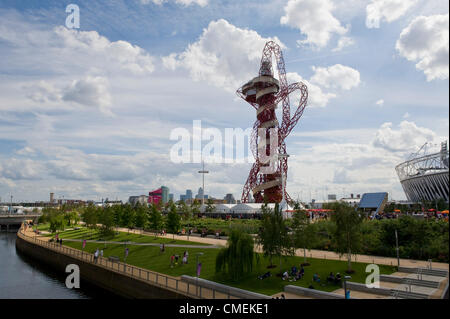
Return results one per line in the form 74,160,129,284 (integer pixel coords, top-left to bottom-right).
0,0,448,203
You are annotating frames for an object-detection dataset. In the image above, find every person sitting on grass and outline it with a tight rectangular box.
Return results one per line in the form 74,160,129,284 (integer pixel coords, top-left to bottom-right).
290,265,298,277
294,270,303,281
282,271,289,281
299,266,305,276
313,273,320,283
327,272,335,283
258,271,271,280
335,273,342,284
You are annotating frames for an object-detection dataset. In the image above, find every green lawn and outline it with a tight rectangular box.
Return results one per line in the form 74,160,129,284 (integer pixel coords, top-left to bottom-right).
42,226,210,246
63,239,396,296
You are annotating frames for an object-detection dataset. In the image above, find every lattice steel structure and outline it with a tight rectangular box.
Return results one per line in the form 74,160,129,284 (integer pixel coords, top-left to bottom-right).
237,41,308,203
395,141,449,203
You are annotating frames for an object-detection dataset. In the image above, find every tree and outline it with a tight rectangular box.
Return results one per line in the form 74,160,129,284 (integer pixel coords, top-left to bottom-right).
49,213,65,234
134,202,148,231
178,200,191,221
112,204,122,230
63,211,79,226
97,206,115,239
148,204,163,237
257,203,293,268
205,199,215,214
328,201,364,273
81,203,98,238
291,203,316,264
121,204,136,233
191,199,201,217
166,203,181,240
215,228,256,281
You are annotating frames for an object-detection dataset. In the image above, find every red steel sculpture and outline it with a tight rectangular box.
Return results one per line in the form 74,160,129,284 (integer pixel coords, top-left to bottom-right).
237,41,308,203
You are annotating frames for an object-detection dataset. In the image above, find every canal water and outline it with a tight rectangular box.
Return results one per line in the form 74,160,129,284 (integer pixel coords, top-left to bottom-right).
0,232,115,299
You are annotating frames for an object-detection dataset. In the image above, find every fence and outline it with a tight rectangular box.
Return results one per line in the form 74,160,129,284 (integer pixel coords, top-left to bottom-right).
18,227,240,299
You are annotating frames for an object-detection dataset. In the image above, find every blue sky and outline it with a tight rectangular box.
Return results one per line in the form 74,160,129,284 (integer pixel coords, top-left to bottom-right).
0,0,448,203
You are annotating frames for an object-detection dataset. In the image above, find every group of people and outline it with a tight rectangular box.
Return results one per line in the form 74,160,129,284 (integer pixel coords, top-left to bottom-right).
170,250,189,267
326,272,342,284
278,266,342,287
282,265,305,282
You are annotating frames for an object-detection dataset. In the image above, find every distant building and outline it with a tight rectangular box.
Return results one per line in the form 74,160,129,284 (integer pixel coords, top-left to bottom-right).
396,141,449,203
327,194,337,201
148,186,169,205
224,193,236,204
358,192,388,215
195,187,208,200
169,193,174,202
57,199,85,206
128,195,148,206
180,189,193,202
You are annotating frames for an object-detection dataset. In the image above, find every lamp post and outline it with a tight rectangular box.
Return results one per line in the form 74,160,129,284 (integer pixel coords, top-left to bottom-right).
198,161,209,208
278,153,289,218
395,229,400,268
343,275,351,299
196,252,204,296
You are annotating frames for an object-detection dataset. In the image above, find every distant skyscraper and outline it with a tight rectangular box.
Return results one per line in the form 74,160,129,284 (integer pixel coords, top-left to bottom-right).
186,189,193,200
195,187,208,200
224,193,236,204
169,193,174,201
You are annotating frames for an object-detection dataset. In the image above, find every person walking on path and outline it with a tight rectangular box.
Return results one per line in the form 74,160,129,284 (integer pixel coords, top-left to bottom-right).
94,248,99,264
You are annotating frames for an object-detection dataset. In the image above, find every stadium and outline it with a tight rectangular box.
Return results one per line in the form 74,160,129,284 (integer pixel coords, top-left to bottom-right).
396,141,449,203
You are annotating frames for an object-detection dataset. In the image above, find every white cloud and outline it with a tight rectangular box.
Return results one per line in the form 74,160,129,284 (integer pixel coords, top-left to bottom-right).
396,14,449,81
373,120,437,153
332,168,355,184
0,158,44,180
375,99,384,106
332,36,355,52
310,64,361,90
140,0,208,6
286,72,337,108
366,0,418,28
62,77,113,115
163,19,283,91
403,112,410,119
26,81,62,104
280,0,348,49
176,0,208,6
54,27,155,75
26,77,113,115
16,146,36,156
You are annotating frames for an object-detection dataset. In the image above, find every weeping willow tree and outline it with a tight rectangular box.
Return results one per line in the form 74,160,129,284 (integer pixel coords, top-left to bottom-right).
215,228,256,281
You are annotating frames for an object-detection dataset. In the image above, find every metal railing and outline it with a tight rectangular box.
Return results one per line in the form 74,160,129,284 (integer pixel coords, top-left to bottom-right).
18,227,237,299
